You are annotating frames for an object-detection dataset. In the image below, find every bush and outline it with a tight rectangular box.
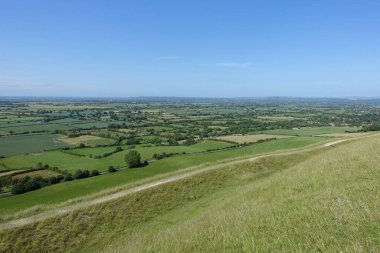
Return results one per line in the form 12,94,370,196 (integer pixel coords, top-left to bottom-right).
64,174,73,181
11,177,45,195
11,183,26,194
91,170,100,176
48,176,60,184
108,166,117,173
74,169,90,179
83,170,90,178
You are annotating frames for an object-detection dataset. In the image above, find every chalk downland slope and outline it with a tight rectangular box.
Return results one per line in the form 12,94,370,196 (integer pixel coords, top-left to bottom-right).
0,135,379,252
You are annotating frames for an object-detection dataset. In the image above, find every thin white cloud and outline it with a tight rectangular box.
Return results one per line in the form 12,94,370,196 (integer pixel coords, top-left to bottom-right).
155,56,180,60
200,62,252,68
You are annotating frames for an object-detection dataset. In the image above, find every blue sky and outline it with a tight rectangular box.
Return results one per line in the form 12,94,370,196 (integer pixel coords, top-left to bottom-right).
1,0,380,97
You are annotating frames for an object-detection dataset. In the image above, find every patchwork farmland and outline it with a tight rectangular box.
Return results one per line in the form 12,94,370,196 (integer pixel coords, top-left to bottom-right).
0,98,379,252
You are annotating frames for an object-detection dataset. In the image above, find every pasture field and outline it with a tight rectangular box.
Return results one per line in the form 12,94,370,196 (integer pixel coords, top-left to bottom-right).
57,135,115,146
0,136,327,216
27,103,110,110
315,132,372,137
257,115,296,121
69,122,111,129
1,151,118,172
136,135,169,142
0,140,235,172
0,116,44,123
258,126,360,136
12,170,61,180
68,140,232,158
0,123,74,134
0,134,70,157
1,131,378,252
215,134,293,143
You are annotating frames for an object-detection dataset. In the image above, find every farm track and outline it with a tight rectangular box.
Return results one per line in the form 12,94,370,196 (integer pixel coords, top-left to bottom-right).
0,135,374,231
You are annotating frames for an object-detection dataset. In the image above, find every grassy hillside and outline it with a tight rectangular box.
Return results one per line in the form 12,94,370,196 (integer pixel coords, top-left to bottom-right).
0,135,379,252
0,137,325,218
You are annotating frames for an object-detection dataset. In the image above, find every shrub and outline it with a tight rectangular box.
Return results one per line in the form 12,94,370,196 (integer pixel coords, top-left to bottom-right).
74,169,90,179
91,170,100,176
63,174,73,181
48,176,60,184
108,166,117,173
11,183,26,194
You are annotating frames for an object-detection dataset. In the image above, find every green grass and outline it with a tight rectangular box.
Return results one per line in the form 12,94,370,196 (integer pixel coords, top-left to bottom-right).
69,122,110,129
258,126,360,136
0,123,74,134
1,134,378,252
2,140,234,172
1,151,119,172
0,116,44,123
0,137,326,216
0,134,70,157
68,140,232,158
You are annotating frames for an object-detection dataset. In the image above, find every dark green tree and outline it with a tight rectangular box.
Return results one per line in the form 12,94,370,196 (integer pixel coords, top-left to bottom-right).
125,150,141,168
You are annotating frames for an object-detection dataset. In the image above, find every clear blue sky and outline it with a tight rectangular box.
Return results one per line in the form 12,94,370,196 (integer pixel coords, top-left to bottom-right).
1,0,380,97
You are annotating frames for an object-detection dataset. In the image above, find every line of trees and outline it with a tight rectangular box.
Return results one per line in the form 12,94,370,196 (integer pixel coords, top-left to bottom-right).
4,168,101,195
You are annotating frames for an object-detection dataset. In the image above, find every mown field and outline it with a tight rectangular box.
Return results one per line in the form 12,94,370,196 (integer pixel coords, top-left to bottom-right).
0,136,328,218
0,133,378,252
215,134,293,143
0,134,70,157
67,140,232,157
0,140,234,172
258,126,360,136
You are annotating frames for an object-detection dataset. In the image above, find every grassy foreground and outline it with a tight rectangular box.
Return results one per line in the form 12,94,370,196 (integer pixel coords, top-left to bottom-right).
0,135,379,252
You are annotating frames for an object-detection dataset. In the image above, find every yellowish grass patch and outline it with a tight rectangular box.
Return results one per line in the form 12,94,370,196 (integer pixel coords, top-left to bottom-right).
215,134,293,144
12,170,61,180
57,135,105,146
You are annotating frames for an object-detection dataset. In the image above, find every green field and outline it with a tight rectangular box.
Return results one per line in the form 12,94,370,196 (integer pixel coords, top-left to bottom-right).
1,140,233,172
1,131,378,252
68,140,232,157
0,137,327,216
0,123,74,134
69,122,110,129
258,126,360,136
0,134,70,157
